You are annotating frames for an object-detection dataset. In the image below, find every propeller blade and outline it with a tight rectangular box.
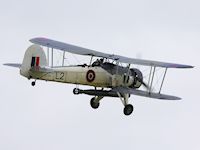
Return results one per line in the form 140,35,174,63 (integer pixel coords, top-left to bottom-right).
137,77,150,90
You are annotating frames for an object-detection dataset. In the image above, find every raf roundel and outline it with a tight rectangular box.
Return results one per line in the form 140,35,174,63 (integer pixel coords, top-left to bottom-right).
86,70,96,82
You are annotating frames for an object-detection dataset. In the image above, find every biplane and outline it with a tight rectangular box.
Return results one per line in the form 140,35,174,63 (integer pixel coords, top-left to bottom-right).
4,37,193,115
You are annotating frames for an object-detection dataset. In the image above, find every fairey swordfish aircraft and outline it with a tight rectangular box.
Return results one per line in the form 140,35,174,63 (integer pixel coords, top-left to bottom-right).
4,37,194,115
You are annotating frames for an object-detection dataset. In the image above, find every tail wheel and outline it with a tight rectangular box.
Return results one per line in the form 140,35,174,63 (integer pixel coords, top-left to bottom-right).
73,88,80,95
90,97,99,109
31,81,35,86
123,104,134,116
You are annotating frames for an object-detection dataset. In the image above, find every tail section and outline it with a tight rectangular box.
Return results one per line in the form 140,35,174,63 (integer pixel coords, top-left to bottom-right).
20,44,47,78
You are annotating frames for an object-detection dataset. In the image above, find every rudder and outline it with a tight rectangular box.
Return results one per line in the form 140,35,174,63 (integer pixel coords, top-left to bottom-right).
20,44,47,78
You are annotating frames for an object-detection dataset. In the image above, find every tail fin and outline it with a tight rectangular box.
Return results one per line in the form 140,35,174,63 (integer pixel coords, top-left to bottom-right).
20,44,47,78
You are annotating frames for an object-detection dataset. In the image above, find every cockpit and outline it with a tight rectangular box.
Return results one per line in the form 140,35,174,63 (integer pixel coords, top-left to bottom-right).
92,58,104,67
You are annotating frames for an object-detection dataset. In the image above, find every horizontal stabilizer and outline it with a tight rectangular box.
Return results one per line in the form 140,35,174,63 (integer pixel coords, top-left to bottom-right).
3,63,21,68
112,87,181,100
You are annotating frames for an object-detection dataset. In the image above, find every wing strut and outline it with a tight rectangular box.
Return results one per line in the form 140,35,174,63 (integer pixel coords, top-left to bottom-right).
149,66,156,94
62,51,65,66
51,48,53,67
47,47,49,66
89,55,94,65
147,66,168,94
147,66,153,87
125,64,131,86
159,68,168,94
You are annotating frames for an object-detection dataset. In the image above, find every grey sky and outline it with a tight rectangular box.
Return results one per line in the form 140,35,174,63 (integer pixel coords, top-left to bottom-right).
0,0,199,150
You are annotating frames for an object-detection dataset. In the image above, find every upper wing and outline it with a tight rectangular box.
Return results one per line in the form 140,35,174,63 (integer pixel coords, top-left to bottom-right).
30,37,193,68
112,87,181,100
30,37,110,58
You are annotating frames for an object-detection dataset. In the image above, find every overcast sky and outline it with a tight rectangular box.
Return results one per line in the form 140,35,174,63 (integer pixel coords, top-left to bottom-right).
0,0,199,150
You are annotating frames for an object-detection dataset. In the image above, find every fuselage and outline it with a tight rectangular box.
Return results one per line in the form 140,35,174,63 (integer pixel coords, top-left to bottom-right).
18,44,137,89
25,65,135,88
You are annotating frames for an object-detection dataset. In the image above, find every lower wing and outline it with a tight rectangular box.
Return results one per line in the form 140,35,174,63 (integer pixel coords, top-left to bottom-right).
112,87,181,100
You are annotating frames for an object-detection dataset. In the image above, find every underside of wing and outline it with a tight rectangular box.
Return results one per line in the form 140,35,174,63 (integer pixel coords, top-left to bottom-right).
30,37,193,68
112,87,181,100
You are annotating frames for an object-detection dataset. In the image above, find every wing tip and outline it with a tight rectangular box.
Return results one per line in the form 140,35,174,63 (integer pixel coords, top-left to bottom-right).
180,65,194,69
168,64,194,69
30,37,47,42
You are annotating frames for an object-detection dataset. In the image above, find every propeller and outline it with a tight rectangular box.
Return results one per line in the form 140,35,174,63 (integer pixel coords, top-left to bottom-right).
136,77,150,91
131,68,151,91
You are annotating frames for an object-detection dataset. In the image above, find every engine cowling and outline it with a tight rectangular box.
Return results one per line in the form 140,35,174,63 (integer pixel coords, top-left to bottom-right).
129,68,143,88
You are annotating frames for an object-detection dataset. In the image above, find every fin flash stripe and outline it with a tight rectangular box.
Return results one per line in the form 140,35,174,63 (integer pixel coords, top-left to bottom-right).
31,57,40,67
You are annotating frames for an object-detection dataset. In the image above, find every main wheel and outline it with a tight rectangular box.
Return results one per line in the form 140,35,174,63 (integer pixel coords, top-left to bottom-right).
90,97,99,109
31,81,35,86
73,88,80,95
123,104,134,116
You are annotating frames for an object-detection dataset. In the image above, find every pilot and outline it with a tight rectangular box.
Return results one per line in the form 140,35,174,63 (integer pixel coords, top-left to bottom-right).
99,58,104,64
92,58,104,67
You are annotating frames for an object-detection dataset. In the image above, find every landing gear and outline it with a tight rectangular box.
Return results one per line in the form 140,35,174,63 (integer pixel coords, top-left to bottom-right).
116,92,134,116
90,97,100,109
31,81,36,86
73,88,80,95
123,104,134,116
